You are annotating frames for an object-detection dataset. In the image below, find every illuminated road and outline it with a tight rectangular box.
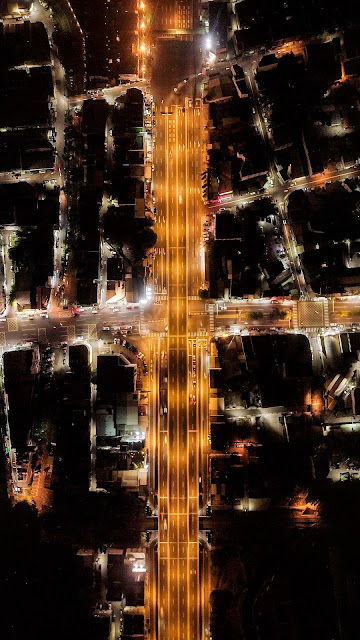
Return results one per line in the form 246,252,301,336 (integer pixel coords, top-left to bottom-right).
153,99,205,640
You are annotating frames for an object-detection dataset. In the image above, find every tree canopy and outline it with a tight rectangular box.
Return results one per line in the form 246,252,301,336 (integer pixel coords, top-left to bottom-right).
103,206,157,264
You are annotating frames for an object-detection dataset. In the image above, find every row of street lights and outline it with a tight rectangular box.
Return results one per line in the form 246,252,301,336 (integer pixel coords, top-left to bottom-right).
138,1,147,79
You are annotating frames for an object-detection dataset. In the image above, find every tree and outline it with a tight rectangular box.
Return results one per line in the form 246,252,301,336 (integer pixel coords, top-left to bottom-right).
269,308,287,320
103,208,157,263
131,450,145,469
249,311,263,320
9,284,16,305
198,288,209,299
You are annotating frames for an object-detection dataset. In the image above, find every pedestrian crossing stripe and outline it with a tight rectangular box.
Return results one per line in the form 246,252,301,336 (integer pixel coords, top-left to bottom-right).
88,324,97,340
0,332,6,347
67,325,75,341
7,318,18,332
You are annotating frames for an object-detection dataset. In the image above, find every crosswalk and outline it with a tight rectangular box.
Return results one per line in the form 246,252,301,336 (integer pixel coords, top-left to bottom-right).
323,299,329,327
148,331,168,338
7,318,18,332
147,330,209,338
292,303,298,330
208,303,215,334
88,324,98,340
38,328,47,343
140,307,148,335
188,330,208,337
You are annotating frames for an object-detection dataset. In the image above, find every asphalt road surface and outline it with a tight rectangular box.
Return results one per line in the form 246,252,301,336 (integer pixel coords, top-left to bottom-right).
155,99,202,640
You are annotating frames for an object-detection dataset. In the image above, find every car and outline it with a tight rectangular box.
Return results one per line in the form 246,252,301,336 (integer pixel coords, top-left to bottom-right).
102,326,110,331
126,304,133,309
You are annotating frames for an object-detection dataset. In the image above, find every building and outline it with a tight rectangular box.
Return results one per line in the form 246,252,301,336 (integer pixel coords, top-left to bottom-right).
0,1,31,18
3,348,39,452
107,548,124,601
